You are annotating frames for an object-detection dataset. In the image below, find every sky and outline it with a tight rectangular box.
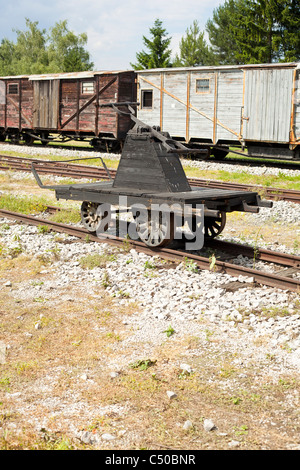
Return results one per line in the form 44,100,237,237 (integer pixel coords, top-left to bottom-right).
0,0,223,70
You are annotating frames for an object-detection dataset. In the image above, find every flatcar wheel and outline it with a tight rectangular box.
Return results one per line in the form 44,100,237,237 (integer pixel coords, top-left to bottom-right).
80,201,110,233
135,210,174,248
204,212,226,239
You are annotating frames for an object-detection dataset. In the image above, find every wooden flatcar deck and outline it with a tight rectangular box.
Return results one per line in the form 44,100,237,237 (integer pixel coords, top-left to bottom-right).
52,180,261,213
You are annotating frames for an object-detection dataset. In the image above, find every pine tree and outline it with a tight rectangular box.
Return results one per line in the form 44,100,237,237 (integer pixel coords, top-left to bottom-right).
173,20,215,67
206,0,242,64
131,19,172,70
206,0,300,65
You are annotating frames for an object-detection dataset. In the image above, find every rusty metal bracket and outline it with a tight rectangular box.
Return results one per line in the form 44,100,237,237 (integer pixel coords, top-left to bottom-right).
31,154,113,189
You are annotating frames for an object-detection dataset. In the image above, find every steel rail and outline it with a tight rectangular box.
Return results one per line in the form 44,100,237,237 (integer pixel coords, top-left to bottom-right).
206,238,300,268
1,154,300,204
0,208,299,292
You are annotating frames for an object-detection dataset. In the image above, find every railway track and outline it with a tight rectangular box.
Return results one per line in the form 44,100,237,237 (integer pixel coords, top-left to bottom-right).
1,154,300,204
2,140,300,171
0,207,300,292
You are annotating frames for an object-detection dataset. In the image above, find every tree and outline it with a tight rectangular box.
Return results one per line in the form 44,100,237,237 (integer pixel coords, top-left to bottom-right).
206,0,300,65
47,20,94,72
206,0,244,64
173,20,215,67
0,18,94,76
131,19,172,69
0,38,17,76
230,0,284,64
279,0,300,62
10,19,48,74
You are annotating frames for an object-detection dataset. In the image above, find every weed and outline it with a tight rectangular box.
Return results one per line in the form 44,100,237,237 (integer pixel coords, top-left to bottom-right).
46,246,61,260
101,271,110,288
183,257,198,273
49,208,81,225
205,329,214,342
230,396,242,405
120,235,131,253
106,332,121,342
37,225,50,234
0,377,10,392
144,260,156,270
209,254,217,271
15,360,38,375
8,245,23,259
219,364,236,378
234,425,248,436
114,290,130,299
129,359,157,371
163,325,175,337
0,194,48,214
31,280,44,287
80,252,116,269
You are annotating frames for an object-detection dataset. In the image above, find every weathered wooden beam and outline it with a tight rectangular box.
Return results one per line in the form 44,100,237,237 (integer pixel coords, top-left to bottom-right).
60,77,117,130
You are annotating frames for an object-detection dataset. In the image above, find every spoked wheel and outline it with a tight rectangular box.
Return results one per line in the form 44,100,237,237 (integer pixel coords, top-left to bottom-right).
204,212,226,239
81,201,111,233
135,210,175,248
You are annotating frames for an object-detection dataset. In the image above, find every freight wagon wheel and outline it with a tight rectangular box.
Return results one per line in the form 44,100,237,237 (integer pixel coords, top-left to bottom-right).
186,212,226,240
135,210,175,248
204,212,226,239
81,201,111,233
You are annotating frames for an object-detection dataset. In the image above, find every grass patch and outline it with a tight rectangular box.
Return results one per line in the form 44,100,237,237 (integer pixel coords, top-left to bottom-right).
183,165,300,191
79,252,117,269
0,193,49,214
48,208,81,225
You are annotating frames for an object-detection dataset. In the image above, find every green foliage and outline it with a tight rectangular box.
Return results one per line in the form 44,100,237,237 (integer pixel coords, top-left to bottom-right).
79,252,116,269
0,18,93,76
183,257,198,273
173,20,215,67
129,359,157,371
47,20,94,73
206,0,242,65
131,19,172,70
206,0,300,65
163,325,175,337
0,193,48,214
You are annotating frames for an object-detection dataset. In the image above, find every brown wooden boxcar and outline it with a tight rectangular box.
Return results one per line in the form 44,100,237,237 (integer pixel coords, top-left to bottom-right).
0,70,136,150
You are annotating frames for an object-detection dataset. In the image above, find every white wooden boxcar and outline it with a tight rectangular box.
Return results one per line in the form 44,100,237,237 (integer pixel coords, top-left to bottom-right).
136,62,300,160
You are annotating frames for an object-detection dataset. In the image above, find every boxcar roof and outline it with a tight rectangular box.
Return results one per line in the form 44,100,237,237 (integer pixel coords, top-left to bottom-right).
137,62,300,74
28,70,129,81
0,70,130,80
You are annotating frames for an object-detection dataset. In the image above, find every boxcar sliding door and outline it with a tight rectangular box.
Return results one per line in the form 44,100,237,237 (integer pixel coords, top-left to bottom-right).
33,79,60,129
243,68,294,143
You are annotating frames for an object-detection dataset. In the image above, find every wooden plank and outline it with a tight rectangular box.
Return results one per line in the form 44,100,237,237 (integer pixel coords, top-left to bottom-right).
60,76,117,130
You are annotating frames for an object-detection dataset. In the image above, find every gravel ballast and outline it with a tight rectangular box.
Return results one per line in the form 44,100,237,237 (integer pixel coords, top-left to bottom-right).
0,145,299,449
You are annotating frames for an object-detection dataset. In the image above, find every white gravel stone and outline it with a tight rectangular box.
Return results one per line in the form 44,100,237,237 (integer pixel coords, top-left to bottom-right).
203,419,217,432
0,150,300,378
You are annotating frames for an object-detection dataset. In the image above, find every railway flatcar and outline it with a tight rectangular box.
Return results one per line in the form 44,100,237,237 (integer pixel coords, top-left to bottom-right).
0,70,136,150
32,104,272,249
136,62,300,160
